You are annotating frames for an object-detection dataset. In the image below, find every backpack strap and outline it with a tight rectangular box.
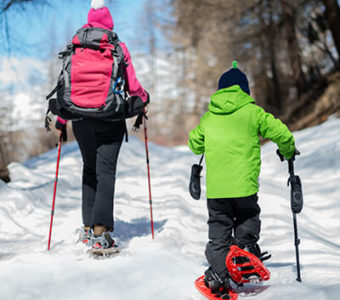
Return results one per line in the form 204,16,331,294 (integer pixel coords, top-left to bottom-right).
111,39,127,74
46,44,74,101
46,84,61,100
62,54,72,89
112,52,120,84
45,107,52,132
45,83,62,131
111,36,128,97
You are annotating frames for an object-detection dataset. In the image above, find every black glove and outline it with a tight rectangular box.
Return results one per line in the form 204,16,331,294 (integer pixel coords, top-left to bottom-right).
132,111,146,131
189,164,203,200
277,148,300,162
55,120,67,142
126,95,144,118
294,147,301,157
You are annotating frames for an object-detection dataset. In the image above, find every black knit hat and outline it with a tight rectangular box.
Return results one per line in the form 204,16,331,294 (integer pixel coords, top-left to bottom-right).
218,61,250,95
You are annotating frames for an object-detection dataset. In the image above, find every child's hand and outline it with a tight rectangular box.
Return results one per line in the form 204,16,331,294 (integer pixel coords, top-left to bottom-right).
277,148,300,161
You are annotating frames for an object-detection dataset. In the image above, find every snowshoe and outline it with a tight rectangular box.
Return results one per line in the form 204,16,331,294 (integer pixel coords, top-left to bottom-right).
195,275,238,300
89,246,120,257
88,229,119,257
226,245,270,284
91,231,115,249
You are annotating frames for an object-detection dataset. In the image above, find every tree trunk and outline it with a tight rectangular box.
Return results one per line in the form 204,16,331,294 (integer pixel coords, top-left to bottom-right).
0,137,10,183
268,0,282,112
281,0,306,96
322,0,340,66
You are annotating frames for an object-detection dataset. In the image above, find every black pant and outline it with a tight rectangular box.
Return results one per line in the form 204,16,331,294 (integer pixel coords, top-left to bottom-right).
205,194,261,276
72,118,125,230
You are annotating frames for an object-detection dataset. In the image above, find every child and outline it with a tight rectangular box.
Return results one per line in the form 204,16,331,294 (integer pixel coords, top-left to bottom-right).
188,61,296,291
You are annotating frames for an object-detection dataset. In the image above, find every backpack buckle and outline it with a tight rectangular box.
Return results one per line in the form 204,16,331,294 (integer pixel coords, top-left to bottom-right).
113,77,125,94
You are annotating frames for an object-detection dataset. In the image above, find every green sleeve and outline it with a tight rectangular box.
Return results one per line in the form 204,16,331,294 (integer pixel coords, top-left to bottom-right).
188,120,205,155
257,107,295,159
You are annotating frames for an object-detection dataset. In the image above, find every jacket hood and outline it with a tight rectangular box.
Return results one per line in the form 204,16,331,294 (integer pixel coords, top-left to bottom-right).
208,85,255,114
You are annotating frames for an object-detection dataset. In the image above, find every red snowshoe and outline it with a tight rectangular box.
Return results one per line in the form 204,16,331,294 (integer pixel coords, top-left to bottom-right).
195,276,238,300
195,245,270,299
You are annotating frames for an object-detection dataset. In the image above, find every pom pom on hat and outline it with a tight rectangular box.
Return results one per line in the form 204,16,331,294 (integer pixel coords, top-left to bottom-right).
91,0,105,10
218,61,250,94
232,60,238,69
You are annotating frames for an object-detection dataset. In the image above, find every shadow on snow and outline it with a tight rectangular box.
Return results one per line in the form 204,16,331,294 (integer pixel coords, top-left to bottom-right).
114,217,167,244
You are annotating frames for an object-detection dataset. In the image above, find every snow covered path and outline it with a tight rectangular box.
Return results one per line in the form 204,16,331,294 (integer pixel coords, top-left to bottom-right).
1,117,340,300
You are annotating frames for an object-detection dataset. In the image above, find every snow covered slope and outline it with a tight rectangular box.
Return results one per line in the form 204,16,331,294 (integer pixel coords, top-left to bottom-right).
0,117,340,300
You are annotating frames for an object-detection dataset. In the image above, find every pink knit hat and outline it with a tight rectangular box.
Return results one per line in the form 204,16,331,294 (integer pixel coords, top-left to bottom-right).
87,0,114,30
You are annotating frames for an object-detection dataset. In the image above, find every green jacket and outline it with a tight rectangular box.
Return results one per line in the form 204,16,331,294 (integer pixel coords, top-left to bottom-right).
188,85,295,198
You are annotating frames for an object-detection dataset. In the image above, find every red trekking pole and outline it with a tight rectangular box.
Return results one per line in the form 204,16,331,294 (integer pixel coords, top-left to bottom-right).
143,108,155,239
47,132,63,250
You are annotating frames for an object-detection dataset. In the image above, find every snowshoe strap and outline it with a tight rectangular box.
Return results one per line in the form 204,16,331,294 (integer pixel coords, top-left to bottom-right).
259,251,271,262
226,245,270,284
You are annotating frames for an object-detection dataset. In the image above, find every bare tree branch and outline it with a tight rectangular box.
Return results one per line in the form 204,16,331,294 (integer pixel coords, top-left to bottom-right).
1,0,48,13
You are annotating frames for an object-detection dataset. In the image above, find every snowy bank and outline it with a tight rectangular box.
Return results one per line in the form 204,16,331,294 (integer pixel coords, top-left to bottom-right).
0,117,340,299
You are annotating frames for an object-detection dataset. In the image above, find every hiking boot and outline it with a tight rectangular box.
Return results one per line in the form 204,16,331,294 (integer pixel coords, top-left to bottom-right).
93,225,107,236
243,243,261,257
79,226,91,246
91,225,115,249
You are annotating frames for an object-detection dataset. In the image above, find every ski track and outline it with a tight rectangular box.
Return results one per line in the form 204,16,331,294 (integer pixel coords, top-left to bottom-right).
1,117,340,299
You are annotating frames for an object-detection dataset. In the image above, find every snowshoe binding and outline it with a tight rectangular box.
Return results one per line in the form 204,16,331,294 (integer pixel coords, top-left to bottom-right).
195,276,238,299
243,243,271,262
195,267,238,300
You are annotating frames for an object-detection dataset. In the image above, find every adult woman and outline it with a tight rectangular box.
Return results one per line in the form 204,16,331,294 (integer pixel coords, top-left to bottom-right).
56,0,149,249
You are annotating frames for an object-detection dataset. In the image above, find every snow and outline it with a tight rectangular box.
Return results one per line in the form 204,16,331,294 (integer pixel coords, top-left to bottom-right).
1,117,340,299
0,57,46,91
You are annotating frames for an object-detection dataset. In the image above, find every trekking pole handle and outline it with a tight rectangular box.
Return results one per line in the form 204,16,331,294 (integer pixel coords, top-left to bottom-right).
288,159,295,176
276,148,301,163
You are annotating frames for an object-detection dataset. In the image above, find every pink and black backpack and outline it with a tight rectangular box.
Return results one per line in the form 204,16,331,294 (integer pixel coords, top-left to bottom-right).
46,26,143,127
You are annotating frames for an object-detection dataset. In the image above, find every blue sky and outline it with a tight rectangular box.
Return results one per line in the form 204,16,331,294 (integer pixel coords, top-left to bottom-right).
0,0,147,58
